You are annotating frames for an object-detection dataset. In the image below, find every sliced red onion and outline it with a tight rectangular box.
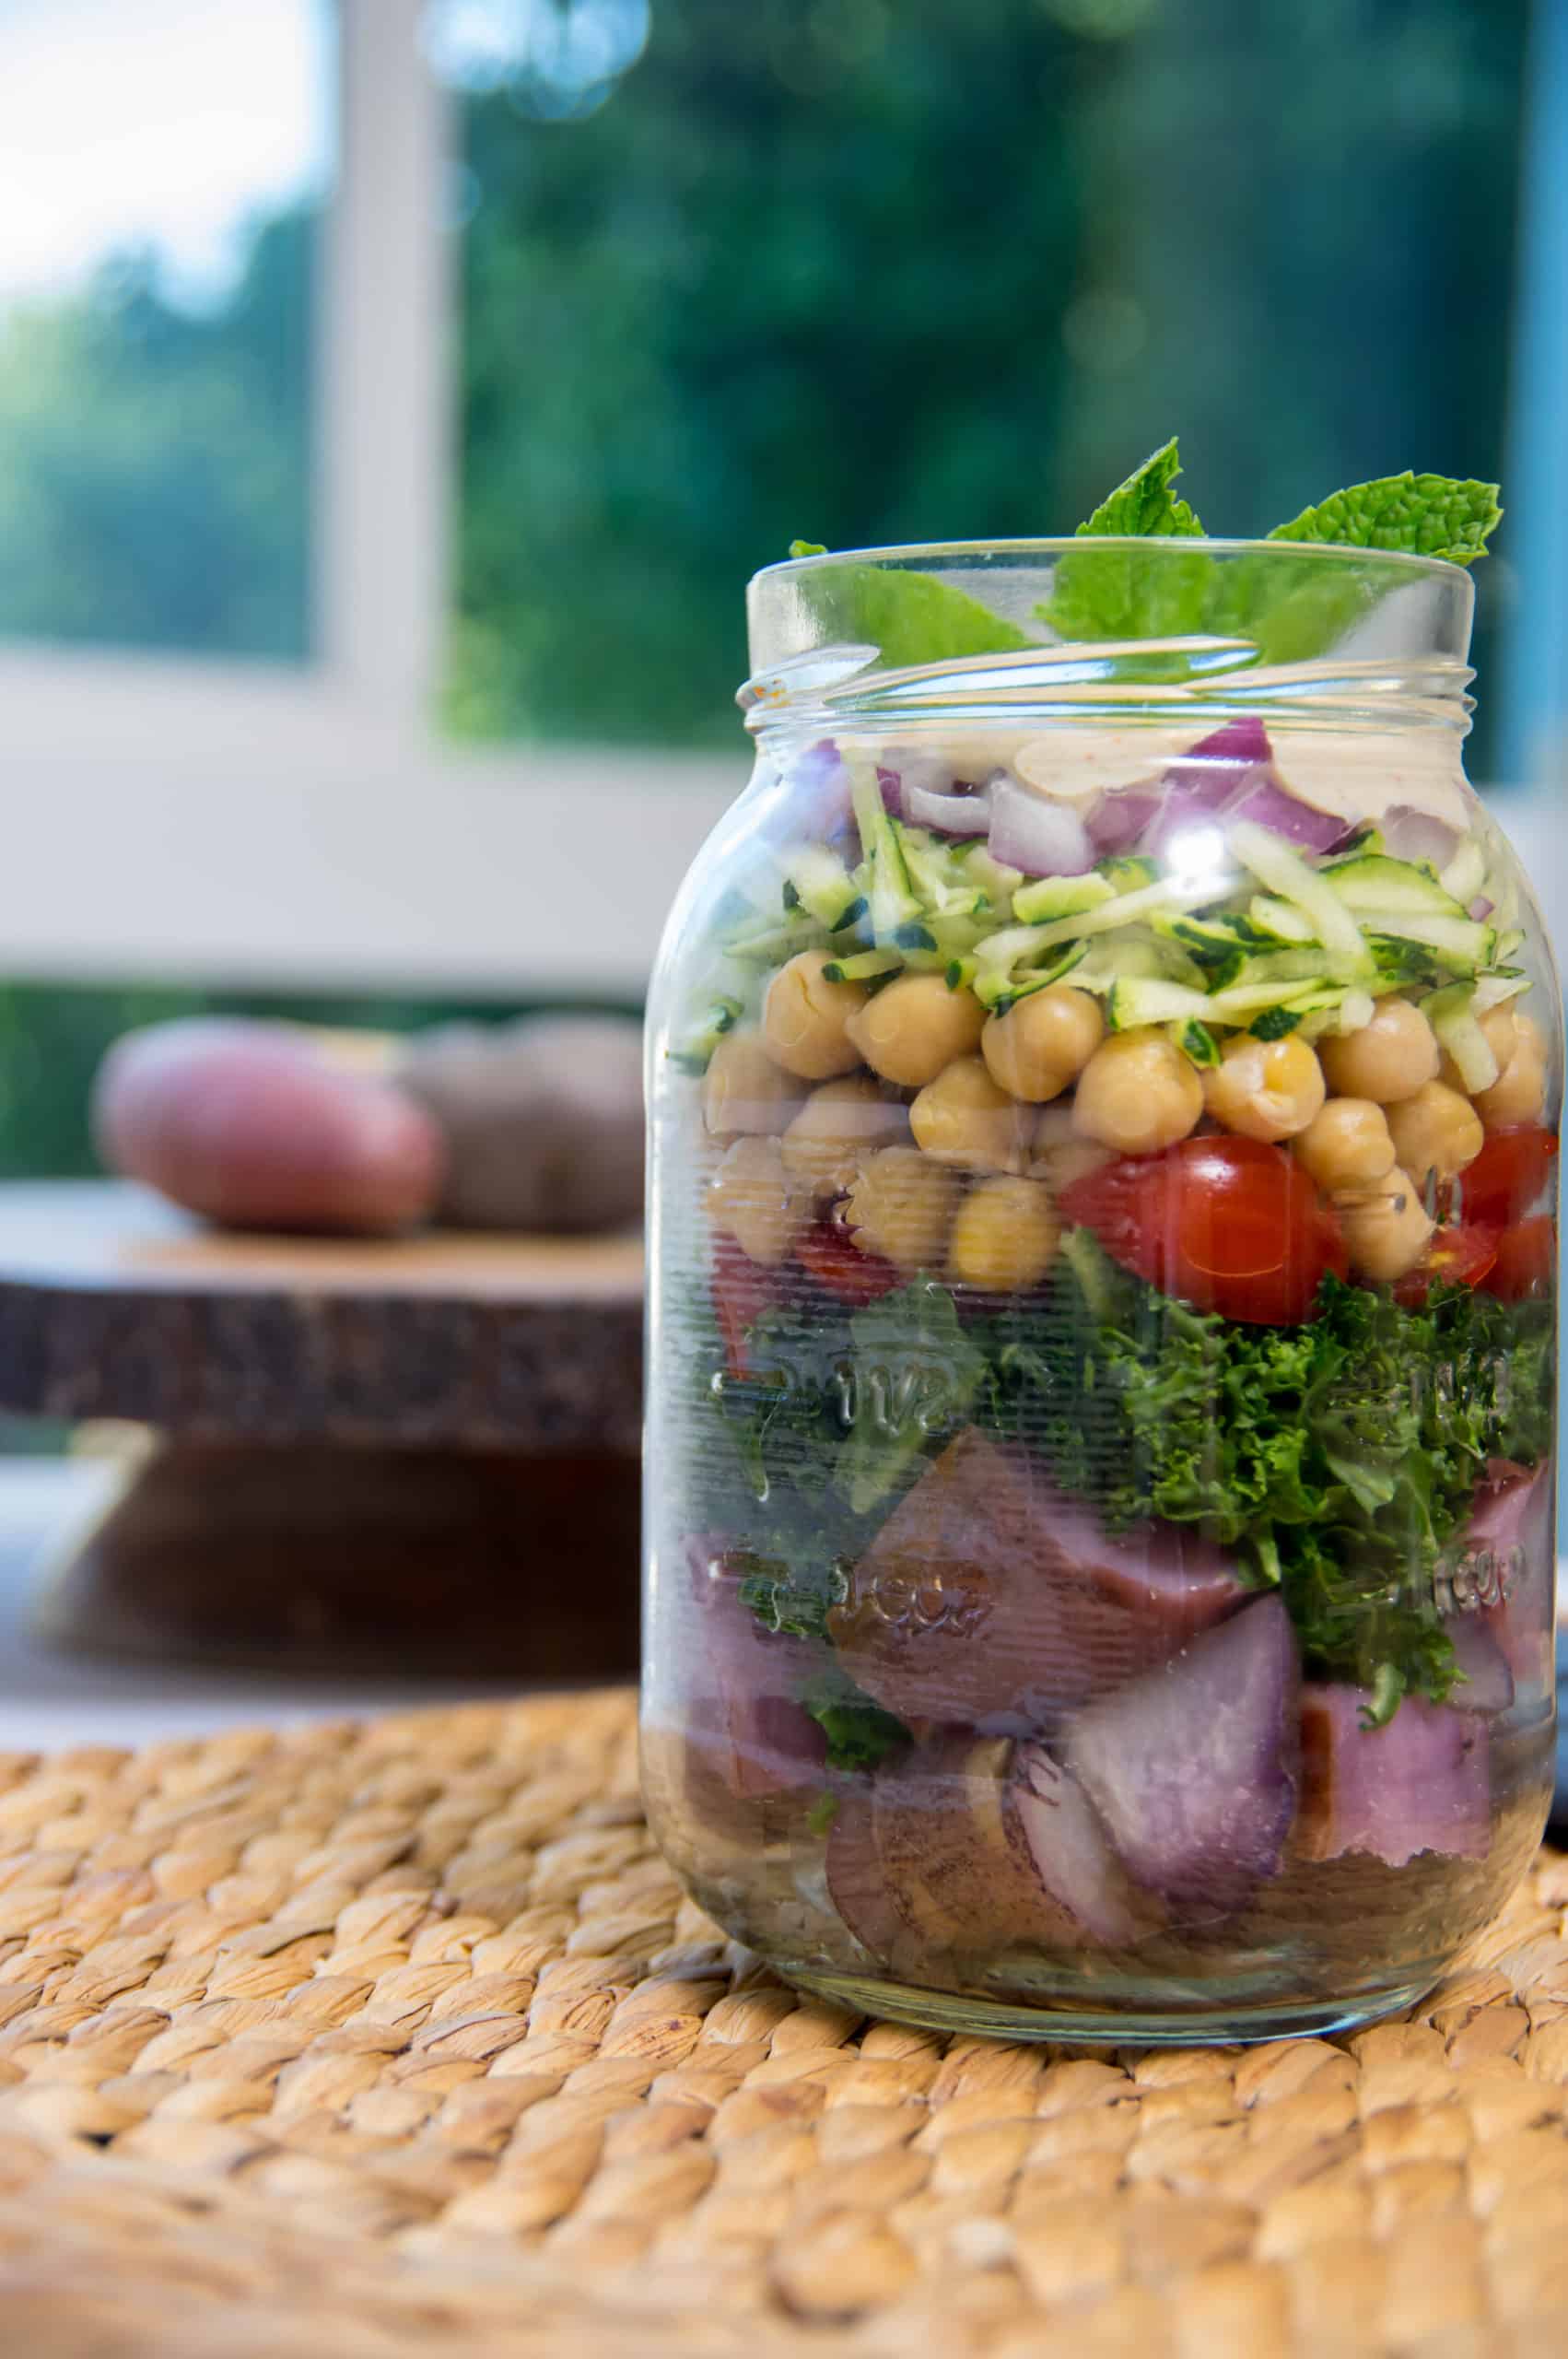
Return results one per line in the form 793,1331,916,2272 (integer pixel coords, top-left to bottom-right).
1188,716,1271,765
1223,776,1355,853
876,765,903,817
1141,770,1266,861
988,777,1096,876
788,739,853,837
1088,787,1163,855
1469,896,1495,922
906,780,993,837
1138,716,1363,863
1297,1687,1490,1867
1380,804,1460,870
1065,1595,1300,1913
829,1428,1246,1731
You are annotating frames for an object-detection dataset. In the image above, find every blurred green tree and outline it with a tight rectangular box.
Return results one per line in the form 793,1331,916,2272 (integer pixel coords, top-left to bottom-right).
0,0,1535,1180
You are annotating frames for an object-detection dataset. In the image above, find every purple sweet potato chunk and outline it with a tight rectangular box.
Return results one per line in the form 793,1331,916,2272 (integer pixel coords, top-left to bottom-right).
827,1731,1152,1963
829,1429,1246,1730
1297,1687,1491,1868
680,1534,828,1803
1066,1595,1300,1912
1443,1614,1515,1716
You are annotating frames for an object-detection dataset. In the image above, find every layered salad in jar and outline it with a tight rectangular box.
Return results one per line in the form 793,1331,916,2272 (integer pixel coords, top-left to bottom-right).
645,455,1558,2033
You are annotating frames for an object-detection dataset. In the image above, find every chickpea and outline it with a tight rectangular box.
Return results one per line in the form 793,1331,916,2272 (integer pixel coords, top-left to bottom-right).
1072,1029,1204,1155
780,1076,907,1198
707,1136,802,1266
910,1055,1028,1173
1203,1034,1326,1143
1472,1010,1548,1130
1031,1101,1116,1197
980,985,1105,1103
1293,1097,1397,1191
948,1176,1060,1292
1318,996,1439,1104
1336,1166,1433,1283
762,950,869,1081
703,1029,806,1139
844,1146,960,1273
1386,1080,1484,1187
845,972,985,1088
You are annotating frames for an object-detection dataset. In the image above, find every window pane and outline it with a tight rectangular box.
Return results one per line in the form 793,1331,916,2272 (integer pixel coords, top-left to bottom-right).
443,0,1528,767
0,0,332,662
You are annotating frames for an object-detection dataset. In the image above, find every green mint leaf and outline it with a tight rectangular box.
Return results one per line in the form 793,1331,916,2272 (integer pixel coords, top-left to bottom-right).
1042,438,1211,641
1075,437,1206,539
1267,474,1502,566
786,540,1032,668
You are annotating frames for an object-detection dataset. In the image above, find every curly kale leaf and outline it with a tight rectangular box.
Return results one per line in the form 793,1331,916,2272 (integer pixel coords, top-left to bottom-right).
799,1667,910,1771
976,1235,1554,1710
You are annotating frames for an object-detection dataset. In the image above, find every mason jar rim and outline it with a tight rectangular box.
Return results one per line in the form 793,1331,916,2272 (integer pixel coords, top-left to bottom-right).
754,534,1472,590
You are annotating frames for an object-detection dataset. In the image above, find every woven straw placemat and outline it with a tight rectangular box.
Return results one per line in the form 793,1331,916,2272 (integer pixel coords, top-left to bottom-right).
1,1693,1567,2358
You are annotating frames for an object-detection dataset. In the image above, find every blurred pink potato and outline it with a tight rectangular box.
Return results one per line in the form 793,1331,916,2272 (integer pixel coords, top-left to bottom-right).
93,1019,446,1235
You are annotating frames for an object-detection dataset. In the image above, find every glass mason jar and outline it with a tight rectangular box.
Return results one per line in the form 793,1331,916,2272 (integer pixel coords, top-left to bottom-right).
642,540,1560,2044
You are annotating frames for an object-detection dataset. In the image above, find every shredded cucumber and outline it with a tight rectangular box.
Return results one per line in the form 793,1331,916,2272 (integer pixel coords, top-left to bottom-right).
1246,894,1316,945
1323,852,1464,919
1012,872,1116,924
669,996,743,1074
782,843,864,931
1228,820,1369,963
1439,839,1488,908
1422,980,1502,1091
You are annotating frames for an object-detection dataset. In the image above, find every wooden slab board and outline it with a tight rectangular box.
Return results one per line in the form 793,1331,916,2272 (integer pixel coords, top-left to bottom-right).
0,1181,645,1450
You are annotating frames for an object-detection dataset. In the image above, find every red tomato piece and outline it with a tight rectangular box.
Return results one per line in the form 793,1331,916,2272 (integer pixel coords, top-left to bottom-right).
711,1236,777,1376
1062,1137,1347,1324
1460,1126,1558,1226
795,1222,903,1307
1481,1215,1557,1303
1393,1220,1501,1307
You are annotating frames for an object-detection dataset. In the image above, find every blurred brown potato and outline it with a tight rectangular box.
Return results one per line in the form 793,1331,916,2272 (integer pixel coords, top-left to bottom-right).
93,1018,447,1235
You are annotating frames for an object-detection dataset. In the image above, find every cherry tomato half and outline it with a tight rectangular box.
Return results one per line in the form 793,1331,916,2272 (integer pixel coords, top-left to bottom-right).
794,1222,903,1308
1459,1126,1558,1226
1061,1137,1347,1324
1481,1215,1557,1304
1393,1219,1501,1308
711,1236,777,1376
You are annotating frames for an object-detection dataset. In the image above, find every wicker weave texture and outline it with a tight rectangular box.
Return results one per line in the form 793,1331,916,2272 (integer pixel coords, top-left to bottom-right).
0,1693,1567,2355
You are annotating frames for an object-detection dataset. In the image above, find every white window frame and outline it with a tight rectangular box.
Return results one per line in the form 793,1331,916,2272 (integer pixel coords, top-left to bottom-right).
0,0,736,999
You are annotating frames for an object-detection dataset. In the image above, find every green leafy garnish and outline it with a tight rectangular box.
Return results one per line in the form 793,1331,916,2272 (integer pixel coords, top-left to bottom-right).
1267,474,1503,567
788,446,1500,667
1042,435,1213,641
800,1668,910,1771
976,1237,1553,1713
787,537,1031,668
837,1278,986,1514
1074,437,1206,539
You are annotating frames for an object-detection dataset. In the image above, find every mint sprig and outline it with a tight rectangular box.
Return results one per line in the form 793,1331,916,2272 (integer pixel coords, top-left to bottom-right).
785,445,1501,665
1267,474,1502,567
1074,437,1206,539
787,537,1031,668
